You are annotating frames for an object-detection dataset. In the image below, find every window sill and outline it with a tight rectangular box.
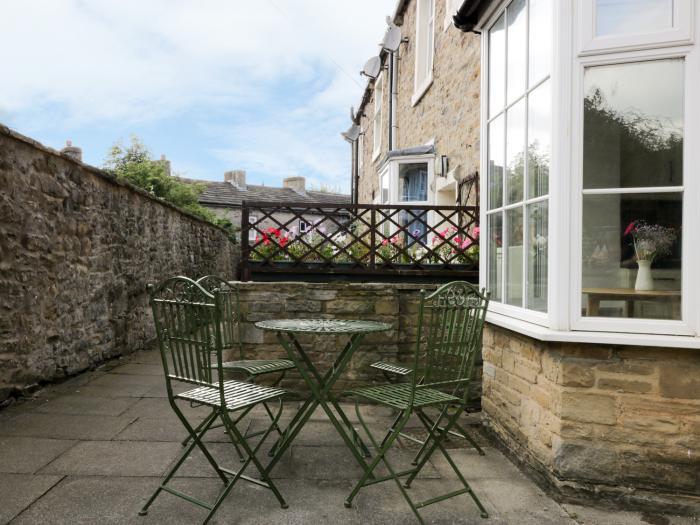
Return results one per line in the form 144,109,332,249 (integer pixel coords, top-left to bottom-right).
411,75,434,107
486,310,700,349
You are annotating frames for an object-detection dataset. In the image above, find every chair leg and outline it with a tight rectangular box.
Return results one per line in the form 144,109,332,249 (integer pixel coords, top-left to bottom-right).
216,399,288,511
139,407,222,516
410,407,489,519
411,408,485,466
344,401,425,525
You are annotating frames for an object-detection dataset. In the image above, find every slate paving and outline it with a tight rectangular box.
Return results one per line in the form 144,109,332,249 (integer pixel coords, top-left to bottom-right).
0,346,697,525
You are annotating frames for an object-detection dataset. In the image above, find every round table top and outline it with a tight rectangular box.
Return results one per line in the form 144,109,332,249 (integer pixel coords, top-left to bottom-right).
255,318,392,335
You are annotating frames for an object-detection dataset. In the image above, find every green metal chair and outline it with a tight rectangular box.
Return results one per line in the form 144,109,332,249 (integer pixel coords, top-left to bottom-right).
344,281,490,523
183,276,295,459
140,276,288,524
368,359,486,458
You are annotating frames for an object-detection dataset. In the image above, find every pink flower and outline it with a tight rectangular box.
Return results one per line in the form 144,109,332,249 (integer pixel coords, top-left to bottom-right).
381,238,389,246
461,238,473,249
473,226,480,240
623,221,636,236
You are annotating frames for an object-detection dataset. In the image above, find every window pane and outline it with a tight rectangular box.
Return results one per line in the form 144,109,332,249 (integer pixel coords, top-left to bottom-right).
400,209,428,246
527,201,548,312
582,193,681,320
583,59,683,189
398,163,428,201
488,115,504,209
596,0,673,37
505,207,524,306
489,12,506,117
488,213,503,302
528,80,550,198
506,0,527,103
529,0,551,86
506,98,526,204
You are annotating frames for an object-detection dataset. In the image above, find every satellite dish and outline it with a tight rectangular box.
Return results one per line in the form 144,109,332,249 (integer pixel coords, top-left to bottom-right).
382,24,402,52
361,56,381,79
341,123,361,142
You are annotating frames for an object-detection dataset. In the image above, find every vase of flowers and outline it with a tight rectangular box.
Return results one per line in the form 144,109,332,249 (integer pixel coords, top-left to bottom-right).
623,220,677,291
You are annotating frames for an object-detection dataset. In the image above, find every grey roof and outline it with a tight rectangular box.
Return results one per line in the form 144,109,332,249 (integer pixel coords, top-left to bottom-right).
179,178,350,207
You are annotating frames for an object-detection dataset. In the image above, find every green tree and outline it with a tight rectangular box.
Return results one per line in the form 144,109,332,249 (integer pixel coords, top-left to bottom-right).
104,136,237,242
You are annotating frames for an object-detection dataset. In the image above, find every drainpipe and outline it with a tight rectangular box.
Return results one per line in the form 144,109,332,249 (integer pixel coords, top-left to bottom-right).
388,50,399,151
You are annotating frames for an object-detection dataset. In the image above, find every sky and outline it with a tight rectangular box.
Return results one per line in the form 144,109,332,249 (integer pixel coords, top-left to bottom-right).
0,0,396,193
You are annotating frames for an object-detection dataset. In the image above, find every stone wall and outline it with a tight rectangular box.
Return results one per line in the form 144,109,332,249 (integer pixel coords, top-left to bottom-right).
0,126,239,401
231,281,482,401
357,0,481,204
482,324,700,512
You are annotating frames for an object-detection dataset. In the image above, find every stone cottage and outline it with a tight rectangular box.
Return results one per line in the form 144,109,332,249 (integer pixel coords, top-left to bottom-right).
184,170,350,243
346,0,700,513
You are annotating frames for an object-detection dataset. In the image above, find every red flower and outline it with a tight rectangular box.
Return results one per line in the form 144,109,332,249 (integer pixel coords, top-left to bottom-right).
279,236,289,248
623,221,636,236
262,232,270,246
267,227,281,238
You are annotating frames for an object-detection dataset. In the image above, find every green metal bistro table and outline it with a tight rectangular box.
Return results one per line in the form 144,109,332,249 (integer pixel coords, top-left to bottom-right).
256,319,392,475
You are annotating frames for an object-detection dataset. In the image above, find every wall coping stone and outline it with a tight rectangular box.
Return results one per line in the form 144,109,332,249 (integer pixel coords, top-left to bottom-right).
0,123,235,241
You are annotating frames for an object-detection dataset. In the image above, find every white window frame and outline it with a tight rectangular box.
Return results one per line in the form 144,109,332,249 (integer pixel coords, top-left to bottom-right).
480,0,553,327
413,0,436,105
479,0,700,346
380,155,436,237
372,74,384,161
579,0,694,56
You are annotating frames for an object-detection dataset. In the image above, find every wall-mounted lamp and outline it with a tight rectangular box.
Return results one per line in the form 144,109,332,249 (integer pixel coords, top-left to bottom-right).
440,155,449,177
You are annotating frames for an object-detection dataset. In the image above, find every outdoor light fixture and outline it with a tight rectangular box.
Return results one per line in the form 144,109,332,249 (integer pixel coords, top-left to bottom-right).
441,155,449,177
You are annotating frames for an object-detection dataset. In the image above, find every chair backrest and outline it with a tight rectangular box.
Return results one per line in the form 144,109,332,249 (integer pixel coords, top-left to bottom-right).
195,275,242,358
411,281,490,403
148,276,224,390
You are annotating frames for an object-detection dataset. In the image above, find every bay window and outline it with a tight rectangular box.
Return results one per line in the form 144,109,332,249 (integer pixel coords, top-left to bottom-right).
480,0,700,343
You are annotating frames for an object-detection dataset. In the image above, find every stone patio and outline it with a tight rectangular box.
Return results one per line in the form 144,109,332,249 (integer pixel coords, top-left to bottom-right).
0,347,696,525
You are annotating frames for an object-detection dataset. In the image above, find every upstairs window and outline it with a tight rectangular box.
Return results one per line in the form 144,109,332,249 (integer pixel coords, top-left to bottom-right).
413,0,435,104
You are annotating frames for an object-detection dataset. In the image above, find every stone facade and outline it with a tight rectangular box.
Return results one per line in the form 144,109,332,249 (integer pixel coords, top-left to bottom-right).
356,0,481,205
0,126,238,401
482,324,700,512
231,281,481,401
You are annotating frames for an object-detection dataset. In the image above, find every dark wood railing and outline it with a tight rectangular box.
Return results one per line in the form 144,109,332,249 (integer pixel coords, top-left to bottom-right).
239,201,479,281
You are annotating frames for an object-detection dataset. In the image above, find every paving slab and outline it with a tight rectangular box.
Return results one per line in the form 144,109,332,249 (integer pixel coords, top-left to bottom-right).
110,363,166,376
87,373,164,390
29,394,139,416
0,473,63,524
0,437,76,474
121,397,210,421
39,440,181,477
0,413,134,440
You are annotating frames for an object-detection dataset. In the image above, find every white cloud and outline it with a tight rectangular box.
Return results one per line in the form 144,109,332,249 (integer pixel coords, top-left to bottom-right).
0,0,392,126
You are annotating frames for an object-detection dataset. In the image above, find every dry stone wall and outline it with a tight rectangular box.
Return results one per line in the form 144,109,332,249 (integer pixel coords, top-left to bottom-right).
233,281,482,401
0,126,238,401
482,324,700,512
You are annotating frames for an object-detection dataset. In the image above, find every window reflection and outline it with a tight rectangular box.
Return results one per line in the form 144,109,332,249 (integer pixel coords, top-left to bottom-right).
398,163,428,202
506,207,524,306
506,0,527,103
506,99,526,204
528,80,550,198
596,0,673,37
488,115,504,209
489,13,506,117
529,0,551,86
583,59,683,189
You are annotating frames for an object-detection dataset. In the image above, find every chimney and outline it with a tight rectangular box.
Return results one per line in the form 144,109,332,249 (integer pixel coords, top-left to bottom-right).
61,140,82,162
283,176,305,194
224,169,246,190
158,154,172,177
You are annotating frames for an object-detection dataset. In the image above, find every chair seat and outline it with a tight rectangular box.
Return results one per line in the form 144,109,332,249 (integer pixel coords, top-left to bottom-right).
349,383,460,410
177,380,285,411
370,361,413,376
220,359,296,376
